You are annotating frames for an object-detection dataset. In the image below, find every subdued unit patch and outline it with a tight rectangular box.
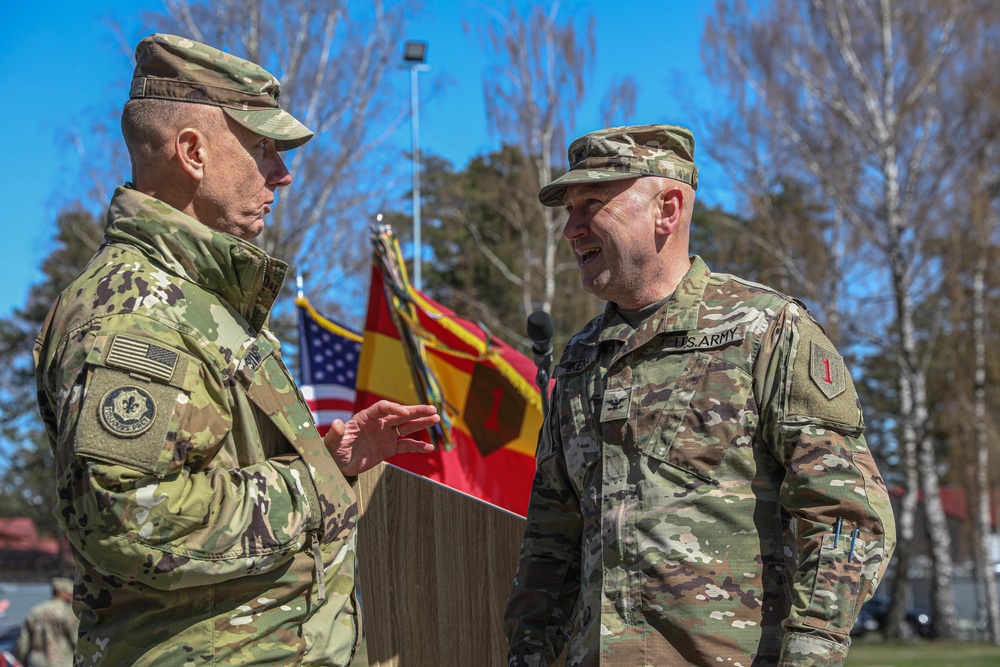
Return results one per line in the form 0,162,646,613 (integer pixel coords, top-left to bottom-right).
75,367,179,474
99,385,157,437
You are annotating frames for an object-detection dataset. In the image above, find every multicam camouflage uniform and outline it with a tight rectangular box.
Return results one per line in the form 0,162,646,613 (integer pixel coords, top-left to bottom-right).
34,187,360,666
504,256,896,666
16,581,78,667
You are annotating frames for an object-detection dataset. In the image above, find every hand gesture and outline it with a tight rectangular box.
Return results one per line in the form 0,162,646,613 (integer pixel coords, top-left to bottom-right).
324,400,439,476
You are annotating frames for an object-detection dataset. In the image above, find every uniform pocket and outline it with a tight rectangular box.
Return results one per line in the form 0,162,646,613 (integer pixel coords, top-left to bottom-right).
643,352,754,483
75,334,224,477
561,387,601,493
76,366,183,474
641,352,712,478
239,337,315,444
801,533,868,631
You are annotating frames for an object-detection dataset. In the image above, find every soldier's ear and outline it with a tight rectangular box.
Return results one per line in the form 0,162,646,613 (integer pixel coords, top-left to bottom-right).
654,183,685,237
175,128,206,181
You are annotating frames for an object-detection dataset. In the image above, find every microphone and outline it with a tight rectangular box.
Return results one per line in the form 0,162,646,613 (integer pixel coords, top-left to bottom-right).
527,311,555,417
527,310,555,359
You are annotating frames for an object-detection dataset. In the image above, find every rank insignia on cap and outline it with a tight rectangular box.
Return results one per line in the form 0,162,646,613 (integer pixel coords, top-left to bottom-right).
810,341,847,399
99,386,157,437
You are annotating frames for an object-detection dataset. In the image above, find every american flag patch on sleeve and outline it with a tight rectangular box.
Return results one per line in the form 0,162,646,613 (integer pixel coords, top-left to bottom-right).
106,335,179,383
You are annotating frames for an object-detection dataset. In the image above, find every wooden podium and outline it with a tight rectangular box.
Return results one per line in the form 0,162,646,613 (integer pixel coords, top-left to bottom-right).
356,463,539,666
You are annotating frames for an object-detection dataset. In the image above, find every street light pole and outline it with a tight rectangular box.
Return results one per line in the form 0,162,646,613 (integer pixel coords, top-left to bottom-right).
403,41,429,290
409,64,422,290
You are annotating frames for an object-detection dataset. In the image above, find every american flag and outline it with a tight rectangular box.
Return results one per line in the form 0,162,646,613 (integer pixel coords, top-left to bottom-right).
296,297,362,436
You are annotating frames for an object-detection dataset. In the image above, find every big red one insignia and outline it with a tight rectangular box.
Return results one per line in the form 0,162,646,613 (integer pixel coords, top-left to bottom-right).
809,341,847,400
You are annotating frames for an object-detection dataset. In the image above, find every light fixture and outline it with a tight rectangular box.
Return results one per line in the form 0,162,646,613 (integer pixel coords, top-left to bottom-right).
403,40,428,63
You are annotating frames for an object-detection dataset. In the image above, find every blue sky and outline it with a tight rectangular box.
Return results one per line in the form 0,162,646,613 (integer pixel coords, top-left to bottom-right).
0,0,726,322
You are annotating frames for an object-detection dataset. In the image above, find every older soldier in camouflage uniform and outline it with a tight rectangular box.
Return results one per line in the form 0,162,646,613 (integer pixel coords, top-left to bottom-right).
34,34,439,666
16,577,78,667
503,125,896,667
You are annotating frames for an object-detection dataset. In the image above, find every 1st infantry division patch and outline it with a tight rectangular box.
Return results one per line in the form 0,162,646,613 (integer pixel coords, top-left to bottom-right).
100,385,157,437
809,341,847,400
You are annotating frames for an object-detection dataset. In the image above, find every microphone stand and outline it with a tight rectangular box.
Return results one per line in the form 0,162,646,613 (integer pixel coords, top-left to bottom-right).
533,344,552,418
527,311,555,419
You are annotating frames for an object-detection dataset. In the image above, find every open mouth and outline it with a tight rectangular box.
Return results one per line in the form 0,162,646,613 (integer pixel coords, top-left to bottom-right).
579,248,600,266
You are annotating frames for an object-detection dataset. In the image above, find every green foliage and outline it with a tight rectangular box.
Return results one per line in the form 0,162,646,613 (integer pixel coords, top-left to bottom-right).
691,178,841,314
388,145,603,356
0,209,104,535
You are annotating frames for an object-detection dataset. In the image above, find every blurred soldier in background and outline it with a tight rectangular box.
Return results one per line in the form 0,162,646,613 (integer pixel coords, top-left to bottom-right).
15,577,76,667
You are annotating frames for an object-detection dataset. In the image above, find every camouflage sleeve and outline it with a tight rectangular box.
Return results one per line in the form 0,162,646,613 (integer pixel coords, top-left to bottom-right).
503,389,582,666
755,305,896,667
15,618,29,661
40,329,322,591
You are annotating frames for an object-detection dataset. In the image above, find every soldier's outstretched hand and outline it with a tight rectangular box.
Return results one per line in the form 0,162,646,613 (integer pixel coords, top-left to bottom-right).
324,400,439,476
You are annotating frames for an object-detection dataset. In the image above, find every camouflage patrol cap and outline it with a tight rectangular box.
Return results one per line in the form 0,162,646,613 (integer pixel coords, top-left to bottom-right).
130,34,313,151
51,577,73,595
538,124,698,207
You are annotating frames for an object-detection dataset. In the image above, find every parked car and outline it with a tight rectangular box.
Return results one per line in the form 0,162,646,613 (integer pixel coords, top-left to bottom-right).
0,624,17,652
0,624,21,666
851,597,933,639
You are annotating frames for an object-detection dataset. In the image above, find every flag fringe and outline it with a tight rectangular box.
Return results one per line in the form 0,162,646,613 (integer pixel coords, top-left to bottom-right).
294,296,364,343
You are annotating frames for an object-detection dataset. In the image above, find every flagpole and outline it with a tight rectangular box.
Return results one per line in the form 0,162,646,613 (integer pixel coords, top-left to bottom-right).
296,271,304,300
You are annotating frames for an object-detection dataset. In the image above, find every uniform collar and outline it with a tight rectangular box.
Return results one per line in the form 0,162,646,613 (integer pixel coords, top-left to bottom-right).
104,185,287,332
598,256,712,361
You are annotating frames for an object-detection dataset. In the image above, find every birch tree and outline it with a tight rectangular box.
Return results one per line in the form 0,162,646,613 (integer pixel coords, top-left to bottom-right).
967,161,1000,645
3,0,420,527
954,1,1000,640
703,0,975,638
461,1,631,328
164,0,416,309
64,0,416,319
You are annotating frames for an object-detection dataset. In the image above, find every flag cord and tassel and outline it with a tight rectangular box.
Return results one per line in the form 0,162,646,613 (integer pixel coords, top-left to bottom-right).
353,222,545,516
371,224,454,450
370,225,542,416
